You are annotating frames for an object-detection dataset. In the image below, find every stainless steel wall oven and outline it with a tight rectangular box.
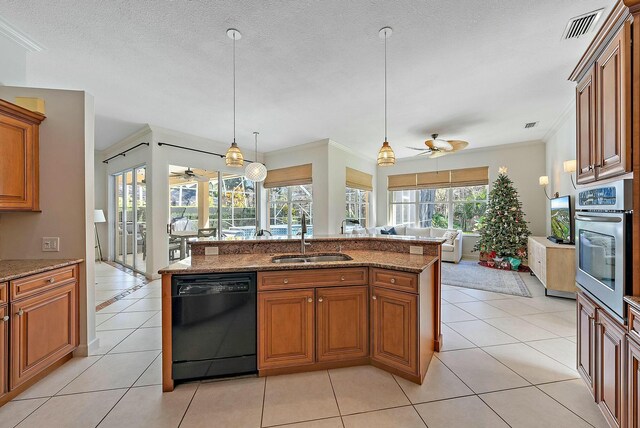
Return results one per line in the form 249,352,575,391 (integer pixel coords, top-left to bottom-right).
575,180,633,321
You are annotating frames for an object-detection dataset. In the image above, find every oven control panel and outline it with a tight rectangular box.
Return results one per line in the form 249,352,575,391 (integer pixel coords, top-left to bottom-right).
576,179,632,212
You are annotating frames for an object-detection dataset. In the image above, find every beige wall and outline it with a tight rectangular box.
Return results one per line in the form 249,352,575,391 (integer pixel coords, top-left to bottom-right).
376,141,547,257
0,86,96,355
544,103,577,236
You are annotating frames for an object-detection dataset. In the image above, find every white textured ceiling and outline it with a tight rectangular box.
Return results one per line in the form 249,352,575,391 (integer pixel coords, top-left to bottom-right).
1,0,614,157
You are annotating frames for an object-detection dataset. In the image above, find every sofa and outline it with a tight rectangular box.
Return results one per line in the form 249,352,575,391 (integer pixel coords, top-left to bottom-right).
350,225,463,263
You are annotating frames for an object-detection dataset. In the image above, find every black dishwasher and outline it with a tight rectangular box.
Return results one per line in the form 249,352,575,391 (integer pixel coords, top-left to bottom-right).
171,272,256,381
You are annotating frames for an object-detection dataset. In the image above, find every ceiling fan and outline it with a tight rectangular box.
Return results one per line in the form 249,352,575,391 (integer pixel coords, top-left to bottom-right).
407,134,469,158
170,168,209,182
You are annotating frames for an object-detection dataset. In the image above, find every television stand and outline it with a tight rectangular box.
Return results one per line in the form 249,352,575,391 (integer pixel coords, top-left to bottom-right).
546,236,574,245
528,236,576,298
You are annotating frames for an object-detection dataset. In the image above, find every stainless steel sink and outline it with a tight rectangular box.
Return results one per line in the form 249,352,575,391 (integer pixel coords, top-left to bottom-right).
272,254,352,264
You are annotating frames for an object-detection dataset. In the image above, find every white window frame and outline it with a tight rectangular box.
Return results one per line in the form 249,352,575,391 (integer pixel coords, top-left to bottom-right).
388,185,488,233
345,187,370,229
267,184,313,235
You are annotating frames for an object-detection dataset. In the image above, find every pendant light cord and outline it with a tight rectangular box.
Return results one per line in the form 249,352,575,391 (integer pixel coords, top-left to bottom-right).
384,30,387,142
233,32,236,144
254,132,258,159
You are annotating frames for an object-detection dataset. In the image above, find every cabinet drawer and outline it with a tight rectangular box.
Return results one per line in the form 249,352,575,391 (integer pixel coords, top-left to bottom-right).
0,283,6,305
258,268,368,291
629,305,640,342
10,265,77,300
370,268,418,293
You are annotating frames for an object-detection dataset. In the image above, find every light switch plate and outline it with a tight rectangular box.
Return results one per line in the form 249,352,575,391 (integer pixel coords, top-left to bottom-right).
42,237,60,252
409,245,423,255
204,246,219,256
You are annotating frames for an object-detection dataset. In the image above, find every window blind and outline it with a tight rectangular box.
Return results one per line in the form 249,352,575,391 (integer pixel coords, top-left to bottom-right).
346,167,373,191
263,163,312,189
388,166,488,190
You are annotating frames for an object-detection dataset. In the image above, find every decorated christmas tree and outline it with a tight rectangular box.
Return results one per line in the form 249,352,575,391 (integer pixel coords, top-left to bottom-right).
474,167,531,268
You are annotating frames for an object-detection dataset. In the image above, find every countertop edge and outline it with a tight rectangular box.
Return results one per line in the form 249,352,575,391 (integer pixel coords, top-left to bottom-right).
158,256,439,275
0,259,84,283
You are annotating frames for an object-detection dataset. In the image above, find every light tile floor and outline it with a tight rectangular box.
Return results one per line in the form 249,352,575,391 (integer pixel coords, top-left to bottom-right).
0,265,609,428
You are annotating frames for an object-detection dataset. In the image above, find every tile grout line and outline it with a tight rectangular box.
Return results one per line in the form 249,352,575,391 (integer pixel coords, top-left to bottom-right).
475,392,515,428
325,369,345,428
177,381,201,428
532,383,600,428
389,371,428,427
260,375,267,427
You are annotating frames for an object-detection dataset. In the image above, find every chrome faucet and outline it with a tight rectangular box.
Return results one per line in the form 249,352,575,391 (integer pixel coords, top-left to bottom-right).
301,212,311,254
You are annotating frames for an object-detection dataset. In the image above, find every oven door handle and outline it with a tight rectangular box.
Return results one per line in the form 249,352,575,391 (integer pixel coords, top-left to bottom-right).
575,214,622,223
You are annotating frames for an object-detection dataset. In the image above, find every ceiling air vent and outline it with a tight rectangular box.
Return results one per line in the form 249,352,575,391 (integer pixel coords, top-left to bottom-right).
562,9,604,40
524,122,538,129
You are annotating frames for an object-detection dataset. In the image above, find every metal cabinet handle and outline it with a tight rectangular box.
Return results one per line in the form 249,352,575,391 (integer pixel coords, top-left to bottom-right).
307,297,313,303
372,295,377,300
48,278,55,284
283,279,289,284
341,276,345,281
17,309,23,317
318,297,323,303
2,316,8,322
390,278,396,284
594,321,602,327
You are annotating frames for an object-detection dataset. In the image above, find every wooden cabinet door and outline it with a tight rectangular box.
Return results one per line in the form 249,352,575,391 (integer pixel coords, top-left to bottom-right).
258,289,314,369
10,282,78,389
370,286,417,375
596,308,625,428
577,292,596,396
0,306,7,397
0,101,43,211
628,336,640,428
595,21,631,180
576,66,597,184
316,286,368,362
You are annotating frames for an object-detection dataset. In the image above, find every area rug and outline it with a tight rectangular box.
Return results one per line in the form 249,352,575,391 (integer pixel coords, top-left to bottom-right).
441,260,532,297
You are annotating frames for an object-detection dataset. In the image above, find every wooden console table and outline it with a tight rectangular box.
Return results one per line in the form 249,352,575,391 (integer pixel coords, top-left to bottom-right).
527,236,576,296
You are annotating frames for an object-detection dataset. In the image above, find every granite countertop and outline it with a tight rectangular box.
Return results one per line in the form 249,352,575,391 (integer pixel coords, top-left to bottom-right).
159,250,439,275
0,259,84,283
189,234,447,245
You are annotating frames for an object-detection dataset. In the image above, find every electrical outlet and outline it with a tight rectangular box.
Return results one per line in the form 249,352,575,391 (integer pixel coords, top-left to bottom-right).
42,237,60,252
204,246,219,256
409,245,423,255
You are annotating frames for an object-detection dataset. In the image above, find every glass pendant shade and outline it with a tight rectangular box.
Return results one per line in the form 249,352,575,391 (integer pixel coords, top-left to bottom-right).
225,142,244,167
245,162,267,182
377,141,396,166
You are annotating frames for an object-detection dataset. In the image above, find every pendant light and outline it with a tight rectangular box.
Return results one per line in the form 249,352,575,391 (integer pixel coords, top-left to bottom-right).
245,132,268,182
225,28,244,167
377,27,396,166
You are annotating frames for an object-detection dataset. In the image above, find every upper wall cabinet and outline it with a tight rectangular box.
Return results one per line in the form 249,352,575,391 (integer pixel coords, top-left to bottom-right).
570,5,633,184
0,100,45,211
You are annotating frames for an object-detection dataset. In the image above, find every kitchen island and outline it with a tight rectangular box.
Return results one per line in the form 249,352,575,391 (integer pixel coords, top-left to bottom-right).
159,235,444,392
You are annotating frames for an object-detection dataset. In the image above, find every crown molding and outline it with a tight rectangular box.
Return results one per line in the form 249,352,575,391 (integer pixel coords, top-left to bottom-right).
542,99,575,142
0,16,45,52
98,125,152,158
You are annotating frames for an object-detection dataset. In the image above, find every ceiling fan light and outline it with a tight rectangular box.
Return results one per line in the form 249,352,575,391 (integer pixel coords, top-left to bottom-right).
377,141,396,166
225,142,244,167
245,162,267,182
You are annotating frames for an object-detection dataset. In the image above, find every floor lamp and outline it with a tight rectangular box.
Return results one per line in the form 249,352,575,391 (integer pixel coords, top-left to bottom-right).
94,209,106,262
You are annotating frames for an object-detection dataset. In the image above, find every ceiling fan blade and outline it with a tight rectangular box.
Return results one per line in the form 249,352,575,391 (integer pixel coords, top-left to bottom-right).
448,140,469,151
194,174,209,182
406,146,430,151
429,151,448,158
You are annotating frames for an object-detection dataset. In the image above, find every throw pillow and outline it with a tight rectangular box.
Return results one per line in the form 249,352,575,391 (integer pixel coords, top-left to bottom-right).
442,230,459,245
380,229,390,235
387,227,397,235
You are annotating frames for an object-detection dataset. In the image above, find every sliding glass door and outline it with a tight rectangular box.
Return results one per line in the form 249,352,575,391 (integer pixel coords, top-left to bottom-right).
112,166,147,273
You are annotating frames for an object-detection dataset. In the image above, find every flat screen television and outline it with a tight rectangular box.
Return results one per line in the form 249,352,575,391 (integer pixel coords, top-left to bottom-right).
549,195,573,244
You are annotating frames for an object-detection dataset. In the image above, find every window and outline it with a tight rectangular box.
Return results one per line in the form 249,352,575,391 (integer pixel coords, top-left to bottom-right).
346,187,369,230
389,185,488,233
268,184,313,236
220,174,256,237
169,181,199,231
